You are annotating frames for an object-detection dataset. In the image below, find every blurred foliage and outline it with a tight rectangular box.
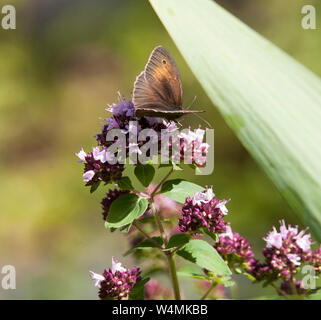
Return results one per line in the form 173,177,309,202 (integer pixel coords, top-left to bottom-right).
0,0,320,299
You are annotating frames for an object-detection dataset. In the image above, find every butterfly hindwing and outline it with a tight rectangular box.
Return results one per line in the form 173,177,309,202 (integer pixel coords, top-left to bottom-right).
133,71,173,112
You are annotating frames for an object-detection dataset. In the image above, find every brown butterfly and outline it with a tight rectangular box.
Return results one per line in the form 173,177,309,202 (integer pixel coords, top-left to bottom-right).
133,46,204,120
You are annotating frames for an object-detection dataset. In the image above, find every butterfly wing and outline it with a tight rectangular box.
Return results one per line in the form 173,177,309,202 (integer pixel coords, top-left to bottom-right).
133,46,204,120
135,108,204,120
133,46,183,113
132,71,172,112
144,46,183,107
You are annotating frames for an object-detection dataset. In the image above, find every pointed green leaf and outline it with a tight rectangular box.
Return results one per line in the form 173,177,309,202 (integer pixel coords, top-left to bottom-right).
134,164,155,187
90,181,101,193
160,179,204,203
177,264,209,281
177,239,231,276
105,194,148,228
118,176,134,190
165,233,191,250
129,277,150,300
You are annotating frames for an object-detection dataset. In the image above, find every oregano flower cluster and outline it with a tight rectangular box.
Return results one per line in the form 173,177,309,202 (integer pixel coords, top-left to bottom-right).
90,257,141,300
77,95,321,300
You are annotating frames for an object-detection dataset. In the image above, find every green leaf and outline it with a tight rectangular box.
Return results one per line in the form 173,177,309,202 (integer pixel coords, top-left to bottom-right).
171,162,183,171
177,264,209,281
124,237,163,256
129,277,150,300
242,272,256,282
149,0,321,239
165,233,191,250
138,216,155,224
134,164,155,187
90,181,101,193
307,288,321,300
105,194,148,228
120,223,132,233
177,239,231,276
203,228,219,242
206,271,235,287
160,179,204,203
118,176,134,190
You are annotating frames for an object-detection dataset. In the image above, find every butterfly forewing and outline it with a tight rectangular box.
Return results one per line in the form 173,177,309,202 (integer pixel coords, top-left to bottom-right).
133,46,204,120
144,46,183,107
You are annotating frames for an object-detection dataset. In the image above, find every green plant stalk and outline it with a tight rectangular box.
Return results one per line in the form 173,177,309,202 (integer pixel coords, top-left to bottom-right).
150,167,174,197
149,167,181,299
167,252,181,300
132,220,164,250
200,282,217,300
150,200,167,245
138,200,181,299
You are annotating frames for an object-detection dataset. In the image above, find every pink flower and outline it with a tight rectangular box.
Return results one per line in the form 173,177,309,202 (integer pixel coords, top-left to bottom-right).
215,200,229,215
89,257,141,300
287,253,301,266
89,271,105,288
214,227,257,274
164,120,179,133
263,227,283,249
179,188,228,234
296,231,312,252
83,170,95,182
219,225,233,240
192,188,215,206
112,257,126,273
76,148,87,162
280,220,298,238
259,221,313,281
92,147,115,164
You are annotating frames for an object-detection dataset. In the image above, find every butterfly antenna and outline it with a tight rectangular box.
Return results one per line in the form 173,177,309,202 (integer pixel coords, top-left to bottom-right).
186,96,197,110
192,112,213,129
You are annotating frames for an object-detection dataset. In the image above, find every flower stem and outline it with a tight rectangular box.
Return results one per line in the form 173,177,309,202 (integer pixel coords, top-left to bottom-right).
200,282,217,300
132,221,164,250
150,167,174,197
270,282,289,298
149,166,180,299
149,199,168,245
167,253,181,300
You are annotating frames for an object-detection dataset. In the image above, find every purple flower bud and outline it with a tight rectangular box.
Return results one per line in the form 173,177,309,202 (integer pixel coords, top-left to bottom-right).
76,148,124,187
179,188,228,234
90,257,141,300
311,245,321,274
214,226,257,274
95,98,209,168
257,220,313,281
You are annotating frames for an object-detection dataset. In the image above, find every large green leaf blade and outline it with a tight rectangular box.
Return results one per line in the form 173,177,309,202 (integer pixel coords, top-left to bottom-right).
149,0,321,239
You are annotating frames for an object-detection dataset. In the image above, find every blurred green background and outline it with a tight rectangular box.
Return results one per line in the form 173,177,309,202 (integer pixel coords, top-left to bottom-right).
0,0,320,299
